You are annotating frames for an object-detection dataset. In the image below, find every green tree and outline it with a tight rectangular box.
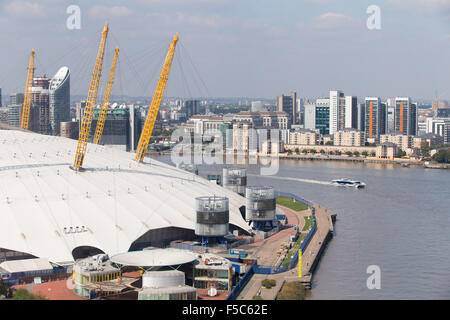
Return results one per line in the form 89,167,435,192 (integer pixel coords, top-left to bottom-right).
0,279,12,298
353,151,360,157
295,148,300,155
302,149,308,154
432,149,450,163
362,151,368,157
261,279,277,289
397,150,407,158
329,151,335,155
320,150,325,154
371,152,376,157
310,149,317,154
345,151,353,157
420,141,431,158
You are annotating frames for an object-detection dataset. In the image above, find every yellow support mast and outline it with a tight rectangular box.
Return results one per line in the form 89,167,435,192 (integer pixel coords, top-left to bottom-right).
93,47,120,145
20,49,35,130
135,33,179,162
72,22,109,171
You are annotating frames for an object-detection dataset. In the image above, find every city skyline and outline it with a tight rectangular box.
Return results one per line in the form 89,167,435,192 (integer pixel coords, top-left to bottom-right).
0,0,449,101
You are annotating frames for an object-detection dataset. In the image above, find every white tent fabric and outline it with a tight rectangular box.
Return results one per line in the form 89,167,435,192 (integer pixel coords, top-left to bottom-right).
0,129,251,264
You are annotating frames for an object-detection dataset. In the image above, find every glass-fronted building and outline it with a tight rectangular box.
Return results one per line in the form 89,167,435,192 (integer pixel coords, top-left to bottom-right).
49,67,70,136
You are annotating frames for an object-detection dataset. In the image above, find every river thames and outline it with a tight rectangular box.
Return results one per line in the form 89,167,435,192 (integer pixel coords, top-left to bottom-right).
153,155,450,299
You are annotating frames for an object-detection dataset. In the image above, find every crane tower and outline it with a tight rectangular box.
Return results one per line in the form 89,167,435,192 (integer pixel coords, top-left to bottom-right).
72,22,109,171
20,49,35,130
135,33,179,162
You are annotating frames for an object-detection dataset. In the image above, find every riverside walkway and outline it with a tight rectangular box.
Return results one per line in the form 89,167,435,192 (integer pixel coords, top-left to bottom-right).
238,202,336,300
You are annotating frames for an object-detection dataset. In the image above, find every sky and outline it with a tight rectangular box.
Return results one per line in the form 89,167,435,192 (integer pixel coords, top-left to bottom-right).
0,0,449,101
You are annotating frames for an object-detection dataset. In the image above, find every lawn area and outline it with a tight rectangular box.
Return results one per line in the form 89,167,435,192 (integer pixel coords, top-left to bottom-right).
276,281,306,300
302,216,314,231
276,196,309,212
281,233,307,268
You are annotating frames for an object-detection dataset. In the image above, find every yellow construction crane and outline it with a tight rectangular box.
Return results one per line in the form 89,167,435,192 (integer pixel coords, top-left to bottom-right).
135,33,179,162
20,49,35,130
72,22,109,171
93,47,120,145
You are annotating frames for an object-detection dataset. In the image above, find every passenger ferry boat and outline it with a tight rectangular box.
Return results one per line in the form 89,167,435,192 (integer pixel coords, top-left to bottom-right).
330,178,366,188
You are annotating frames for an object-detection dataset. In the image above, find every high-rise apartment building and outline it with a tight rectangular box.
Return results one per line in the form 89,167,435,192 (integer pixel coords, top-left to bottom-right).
394,97,417,136
329,91,358,134
329,90,344,135
364,97,386,142
49,67,70,135
357,103,366,132
31,76,51,135
277,92,297,126
10,93,24,106
185,100,203,119
344,96,358,129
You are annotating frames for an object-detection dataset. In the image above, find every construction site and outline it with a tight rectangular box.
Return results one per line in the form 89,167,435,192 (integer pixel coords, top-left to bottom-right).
0,22,336,300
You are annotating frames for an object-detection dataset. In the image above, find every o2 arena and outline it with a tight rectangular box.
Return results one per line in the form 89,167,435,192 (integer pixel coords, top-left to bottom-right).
0,127,252,265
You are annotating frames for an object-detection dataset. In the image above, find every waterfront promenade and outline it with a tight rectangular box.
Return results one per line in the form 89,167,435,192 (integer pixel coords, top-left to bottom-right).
238,202,336,300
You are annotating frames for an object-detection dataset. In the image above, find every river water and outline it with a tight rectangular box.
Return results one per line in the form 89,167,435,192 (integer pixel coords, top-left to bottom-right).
152,155,450,299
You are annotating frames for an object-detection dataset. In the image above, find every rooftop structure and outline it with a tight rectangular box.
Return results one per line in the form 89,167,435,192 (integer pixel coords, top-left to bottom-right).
110,249,197,269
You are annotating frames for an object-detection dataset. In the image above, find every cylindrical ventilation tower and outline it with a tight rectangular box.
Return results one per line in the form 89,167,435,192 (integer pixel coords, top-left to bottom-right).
245,186,276,230
195,196,229,239
222,167,247,196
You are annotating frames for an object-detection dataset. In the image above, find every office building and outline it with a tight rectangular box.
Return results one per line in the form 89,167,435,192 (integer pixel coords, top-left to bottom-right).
304,102,330,136
277,92,297,126
49,67,70,135
7,104,21,127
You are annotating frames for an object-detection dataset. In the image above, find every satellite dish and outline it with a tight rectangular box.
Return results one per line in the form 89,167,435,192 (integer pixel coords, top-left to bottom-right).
208,287,217,297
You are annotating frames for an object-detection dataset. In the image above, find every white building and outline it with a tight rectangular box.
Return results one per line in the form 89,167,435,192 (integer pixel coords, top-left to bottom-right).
0,129,251,264
334,129,365,147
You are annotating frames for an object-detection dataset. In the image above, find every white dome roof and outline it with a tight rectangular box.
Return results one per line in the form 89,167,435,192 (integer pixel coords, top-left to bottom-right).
0,129,251,264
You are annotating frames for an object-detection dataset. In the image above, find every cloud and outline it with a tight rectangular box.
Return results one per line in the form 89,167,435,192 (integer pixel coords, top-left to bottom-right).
3,1,45,18
88,6,133,19
312,12,359,29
